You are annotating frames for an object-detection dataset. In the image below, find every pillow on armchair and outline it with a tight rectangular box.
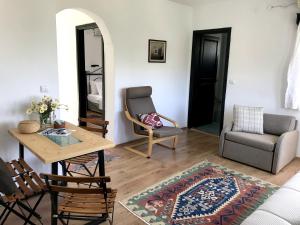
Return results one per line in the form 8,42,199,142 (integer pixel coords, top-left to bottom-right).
138,112,163,129
232,105,264,134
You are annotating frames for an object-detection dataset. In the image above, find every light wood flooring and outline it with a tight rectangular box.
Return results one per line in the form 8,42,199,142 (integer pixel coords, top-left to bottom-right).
4,129,300,224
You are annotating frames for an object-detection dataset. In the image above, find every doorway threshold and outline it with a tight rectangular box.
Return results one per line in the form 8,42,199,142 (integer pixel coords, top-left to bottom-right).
195,122,220,136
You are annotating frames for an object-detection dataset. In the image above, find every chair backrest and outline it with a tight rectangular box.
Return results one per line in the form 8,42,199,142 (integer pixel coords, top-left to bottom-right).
125,86,156,133
264,113,297,136
40,174,112,194
79,117,109,138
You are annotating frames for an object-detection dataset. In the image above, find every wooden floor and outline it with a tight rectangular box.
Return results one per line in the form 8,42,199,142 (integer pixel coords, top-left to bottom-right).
3,129,300,224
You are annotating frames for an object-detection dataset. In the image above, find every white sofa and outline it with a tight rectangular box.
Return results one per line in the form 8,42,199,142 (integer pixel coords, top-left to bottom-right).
242,172,300,225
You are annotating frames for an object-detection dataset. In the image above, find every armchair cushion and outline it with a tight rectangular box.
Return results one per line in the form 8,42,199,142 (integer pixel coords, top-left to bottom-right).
126,86,156,134
226,132,278,152
137,126,182,138
126,86,152,99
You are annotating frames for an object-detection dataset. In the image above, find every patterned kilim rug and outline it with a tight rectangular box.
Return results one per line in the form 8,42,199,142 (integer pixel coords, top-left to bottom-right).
120,161,279,225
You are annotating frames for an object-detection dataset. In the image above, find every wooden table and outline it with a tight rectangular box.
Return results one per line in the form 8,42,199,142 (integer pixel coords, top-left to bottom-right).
8,122,115,225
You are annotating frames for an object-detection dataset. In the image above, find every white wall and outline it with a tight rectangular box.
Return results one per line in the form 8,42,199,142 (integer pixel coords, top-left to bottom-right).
191,0,300,155
56,9,94,125
55,0,193,144
0,0,59,171
84,29,103,71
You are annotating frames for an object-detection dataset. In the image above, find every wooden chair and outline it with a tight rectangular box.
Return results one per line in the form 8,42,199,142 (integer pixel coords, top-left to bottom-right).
0,158,47,225
60,118,109,178
124,86,183,158
40,174,117,225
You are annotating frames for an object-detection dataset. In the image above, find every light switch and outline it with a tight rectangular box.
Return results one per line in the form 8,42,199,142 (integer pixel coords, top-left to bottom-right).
40,85,48,93
229,79,236,85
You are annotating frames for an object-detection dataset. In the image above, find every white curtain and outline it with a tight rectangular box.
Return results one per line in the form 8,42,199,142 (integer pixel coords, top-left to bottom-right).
285,25,300,110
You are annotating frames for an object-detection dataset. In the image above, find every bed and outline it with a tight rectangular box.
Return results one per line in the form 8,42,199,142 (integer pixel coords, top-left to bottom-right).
87,75,103,114
87,94,103,113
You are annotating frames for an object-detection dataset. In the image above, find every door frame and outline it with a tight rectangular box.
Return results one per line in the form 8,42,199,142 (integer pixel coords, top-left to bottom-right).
76,23,105,124
188,27,232,134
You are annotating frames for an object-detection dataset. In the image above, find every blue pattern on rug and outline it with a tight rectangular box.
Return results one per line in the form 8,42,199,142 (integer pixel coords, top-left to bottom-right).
172,176,239,220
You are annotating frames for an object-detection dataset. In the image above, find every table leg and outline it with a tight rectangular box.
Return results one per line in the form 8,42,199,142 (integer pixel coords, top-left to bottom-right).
97,150,108,220
51,162,58,225
98,150,105,176
19,143,24,159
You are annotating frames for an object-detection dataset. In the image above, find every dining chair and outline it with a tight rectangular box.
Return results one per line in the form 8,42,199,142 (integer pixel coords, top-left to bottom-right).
40,174,117,225
0,158,47,225
60,118,109,179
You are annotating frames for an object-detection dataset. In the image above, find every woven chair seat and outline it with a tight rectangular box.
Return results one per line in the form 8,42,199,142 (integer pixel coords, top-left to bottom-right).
64,153,98,165
58,190,117,214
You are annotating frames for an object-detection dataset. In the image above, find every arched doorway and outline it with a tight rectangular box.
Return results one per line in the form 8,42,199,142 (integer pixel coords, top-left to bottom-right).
56,9,115,141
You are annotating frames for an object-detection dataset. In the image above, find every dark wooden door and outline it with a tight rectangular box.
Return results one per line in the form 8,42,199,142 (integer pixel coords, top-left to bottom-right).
188,34,219,128
76,28,87,121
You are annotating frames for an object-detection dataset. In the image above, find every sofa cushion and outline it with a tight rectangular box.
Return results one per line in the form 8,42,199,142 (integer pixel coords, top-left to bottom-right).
282,172,300,192
241,210,291,225
232,105,264,134
264,113,296,136
225,131,278,152
258,188,300,225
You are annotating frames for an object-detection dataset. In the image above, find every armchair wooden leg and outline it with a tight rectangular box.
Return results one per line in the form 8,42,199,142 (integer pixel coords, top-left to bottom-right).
147,135,153,158
173,136,178,150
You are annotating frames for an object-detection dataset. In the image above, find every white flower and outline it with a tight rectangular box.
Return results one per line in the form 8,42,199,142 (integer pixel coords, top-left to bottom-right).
51,101,59,111
41,103,48,111
26,108,33,115
42,96,51,102
26,96,68,116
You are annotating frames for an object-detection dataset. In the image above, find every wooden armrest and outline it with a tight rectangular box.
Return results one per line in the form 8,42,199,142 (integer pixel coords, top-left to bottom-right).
124,111,153,134
157,113,179,127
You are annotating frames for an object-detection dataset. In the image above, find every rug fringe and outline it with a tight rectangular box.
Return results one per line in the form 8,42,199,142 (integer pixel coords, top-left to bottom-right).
119,201,151,225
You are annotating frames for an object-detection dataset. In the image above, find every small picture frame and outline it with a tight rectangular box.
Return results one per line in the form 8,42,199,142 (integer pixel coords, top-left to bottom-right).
148,39,167,63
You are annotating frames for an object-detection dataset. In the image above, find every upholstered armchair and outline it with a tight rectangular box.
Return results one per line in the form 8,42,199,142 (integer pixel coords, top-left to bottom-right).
124,86,183,158
219,113,299,174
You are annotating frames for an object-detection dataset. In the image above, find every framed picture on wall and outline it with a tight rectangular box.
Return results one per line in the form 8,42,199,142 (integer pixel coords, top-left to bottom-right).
148,39,167,63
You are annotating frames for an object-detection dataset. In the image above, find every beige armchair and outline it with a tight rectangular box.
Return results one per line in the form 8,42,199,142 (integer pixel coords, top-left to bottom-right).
219,113,299,174
124,86,183,158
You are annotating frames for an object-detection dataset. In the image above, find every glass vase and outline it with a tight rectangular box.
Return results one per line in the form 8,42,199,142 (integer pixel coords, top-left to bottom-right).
39,112,52,130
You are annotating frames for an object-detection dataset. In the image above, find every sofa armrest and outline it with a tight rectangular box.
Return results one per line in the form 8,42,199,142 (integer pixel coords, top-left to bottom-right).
272,130,299,174
219,122,233,156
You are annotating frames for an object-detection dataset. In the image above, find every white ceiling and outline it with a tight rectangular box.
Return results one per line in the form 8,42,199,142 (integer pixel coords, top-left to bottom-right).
169,0,223,6
168,0,196,6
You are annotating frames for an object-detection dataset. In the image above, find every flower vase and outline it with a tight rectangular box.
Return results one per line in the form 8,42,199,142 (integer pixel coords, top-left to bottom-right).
39,113,52,130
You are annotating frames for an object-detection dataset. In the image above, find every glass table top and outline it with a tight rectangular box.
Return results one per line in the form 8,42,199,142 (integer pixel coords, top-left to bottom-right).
45,134,82,147
39,128,82,147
